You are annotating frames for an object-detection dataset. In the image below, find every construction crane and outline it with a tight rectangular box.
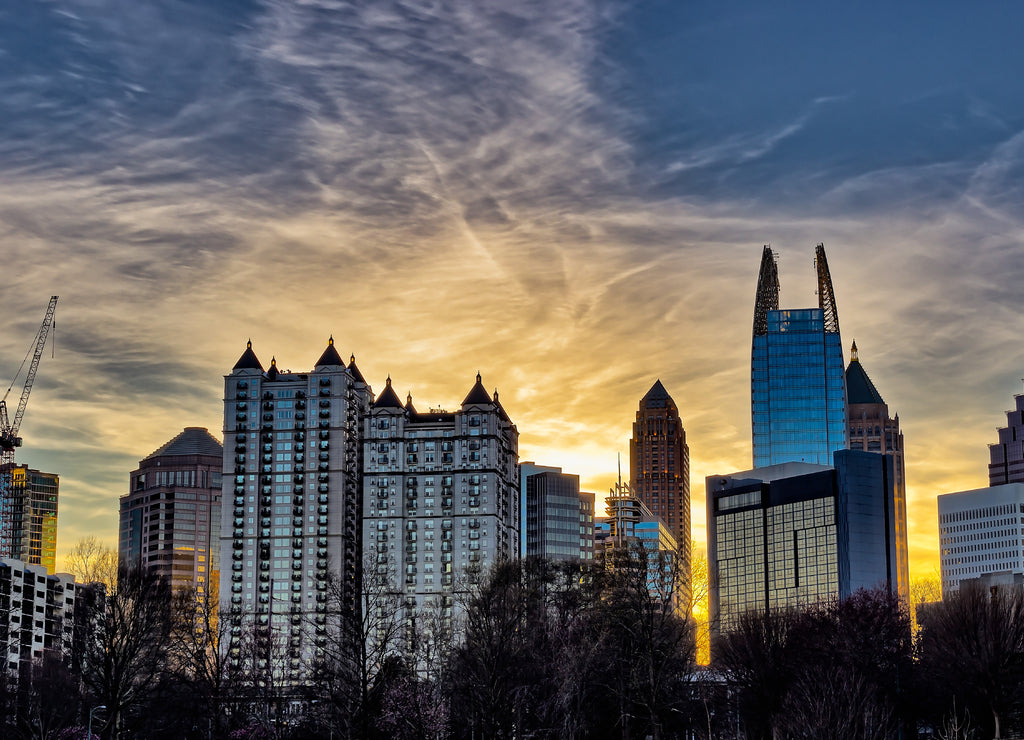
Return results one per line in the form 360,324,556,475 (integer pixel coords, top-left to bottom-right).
0,296,58,558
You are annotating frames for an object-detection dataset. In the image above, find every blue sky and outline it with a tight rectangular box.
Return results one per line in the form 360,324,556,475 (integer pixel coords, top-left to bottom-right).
2,1,1023,574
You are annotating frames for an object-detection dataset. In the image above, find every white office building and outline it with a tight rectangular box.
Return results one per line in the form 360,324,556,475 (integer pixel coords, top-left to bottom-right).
938,483,1024,598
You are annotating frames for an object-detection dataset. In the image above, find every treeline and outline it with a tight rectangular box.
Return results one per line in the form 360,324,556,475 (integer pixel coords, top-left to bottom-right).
2,553,1023,739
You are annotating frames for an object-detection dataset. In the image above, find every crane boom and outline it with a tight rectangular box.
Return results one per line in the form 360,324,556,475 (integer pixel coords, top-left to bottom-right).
0,296,58,560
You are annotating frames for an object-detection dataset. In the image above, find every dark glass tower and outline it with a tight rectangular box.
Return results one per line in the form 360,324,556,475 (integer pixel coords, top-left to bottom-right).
751,245,847,467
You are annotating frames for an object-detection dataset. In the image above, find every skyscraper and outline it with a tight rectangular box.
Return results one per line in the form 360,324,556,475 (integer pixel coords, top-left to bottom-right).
629,380,690,587
707,449,905,639
220,338,371,685
119,427,223,593
362,374,519,636
751,244,847,467
524,469,595,562
989,389,1024,486
845,341,909,602
2,465,58,573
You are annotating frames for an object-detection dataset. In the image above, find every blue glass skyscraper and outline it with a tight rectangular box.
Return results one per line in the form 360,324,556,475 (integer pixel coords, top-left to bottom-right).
751,245,847,467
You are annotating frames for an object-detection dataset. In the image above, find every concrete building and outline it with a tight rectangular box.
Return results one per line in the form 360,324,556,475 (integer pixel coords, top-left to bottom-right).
989,390,1024,486
845,341,910,603
937,483,1024,598
1,465,59,573
707,449,906,639
519,462,560,556
0,559,76,682
523,468,595,561
119,427,223,593
751,244,847,468
362,374,519,634
220,338,371,685
629,380,691,589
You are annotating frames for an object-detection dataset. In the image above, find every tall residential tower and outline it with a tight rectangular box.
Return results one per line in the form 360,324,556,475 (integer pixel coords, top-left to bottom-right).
751,245,847,467
220,339,371,685
362,375,519,637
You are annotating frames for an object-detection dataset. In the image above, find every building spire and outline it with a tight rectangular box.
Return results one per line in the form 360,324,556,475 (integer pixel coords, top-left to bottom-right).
814,243,840,334
752,245,780,337
851,339,859,362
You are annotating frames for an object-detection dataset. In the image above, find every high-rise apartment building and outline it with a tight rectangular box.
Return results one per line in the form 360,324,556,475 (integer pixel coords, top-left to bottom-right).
629,380,690,590
989,390,1024,486
751,245,847,467
937,483,1024,597
119,427,224,593
0,559,76,681
220,339,371,685
707,449,906,639
362,374,519,633
845,342,909,602
524,469,595,561
1,465,58,573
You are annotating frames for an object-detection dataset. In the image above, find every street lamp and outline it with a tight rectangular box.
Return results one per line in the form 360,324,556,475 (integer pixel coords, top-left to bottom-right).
88,704,107,740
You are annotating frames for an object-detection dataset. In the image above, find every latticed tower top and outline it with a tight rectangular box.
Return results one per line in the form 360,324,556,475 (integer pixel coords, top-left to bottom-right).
814,243,840,334
752,245,780,337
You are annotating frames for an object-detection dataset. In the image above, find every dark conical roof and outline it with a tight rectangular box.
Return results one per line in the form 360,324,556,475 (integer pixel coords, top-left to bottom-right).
405,392,417,414
143,427,223,462
233,339,263,371
462,372,493,406
347,354,367,384
315,336,344,367
373,377,404,408
641,379,673,409
846,342,885,405
493,389,510,421
266,356,278,381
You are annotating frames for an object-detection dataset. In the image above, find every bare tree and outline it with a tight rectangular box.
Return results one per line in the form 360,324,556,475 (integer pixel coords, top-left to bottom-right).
80,564,173,740
64,537,117,587
917,581,1024,739
167,584,235,738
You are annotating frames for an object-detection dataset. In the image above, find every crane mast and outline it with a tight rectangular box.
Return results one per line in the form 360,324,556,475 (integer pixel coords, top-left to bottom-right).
0,296,58,559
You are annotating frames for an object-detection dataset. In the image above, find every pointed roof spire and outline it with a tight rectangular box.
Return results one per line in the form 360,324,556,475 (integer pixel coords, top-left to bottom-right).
373,375,404,408
315,335,345,367
850,339,859,362
462,371,492,406
232,339,263,371
492,388,510,421
845,346,884,405
405,391,418,414
266,356,278,381
347,353,367,384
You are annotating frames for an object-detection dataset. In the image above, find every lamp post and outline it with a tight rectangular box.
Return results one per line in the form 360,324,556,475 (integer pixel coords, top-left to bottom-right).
88,704,107,740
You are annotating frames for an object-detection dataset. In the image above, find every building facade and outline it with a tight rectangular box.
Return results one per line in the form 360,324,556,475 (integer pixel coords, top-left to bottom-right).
937,483,1024,598
598,479,682,609
751,245,847,468
361,374,519,634
524,469,595,561
989,390,1024,486
1,465,59,573
0,559,76,682
707,449,906,639
629,380,690,584
119,427,224,594
220,338,371,685
845,341,910,602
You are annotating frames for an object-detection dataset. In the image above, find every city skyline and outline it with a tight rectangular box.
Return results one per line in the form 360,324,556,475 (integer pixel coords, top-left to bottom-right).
2,3,1024,580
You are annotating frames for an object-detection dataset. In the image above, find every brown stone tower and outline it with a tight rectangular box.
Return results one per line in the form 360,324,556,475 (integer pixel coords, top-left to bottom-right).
629,380,691,590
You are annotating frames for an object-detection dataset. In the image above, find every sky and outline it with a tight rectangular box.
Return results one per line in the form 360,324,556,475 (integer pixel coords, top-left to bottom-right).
2,1,1023,579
